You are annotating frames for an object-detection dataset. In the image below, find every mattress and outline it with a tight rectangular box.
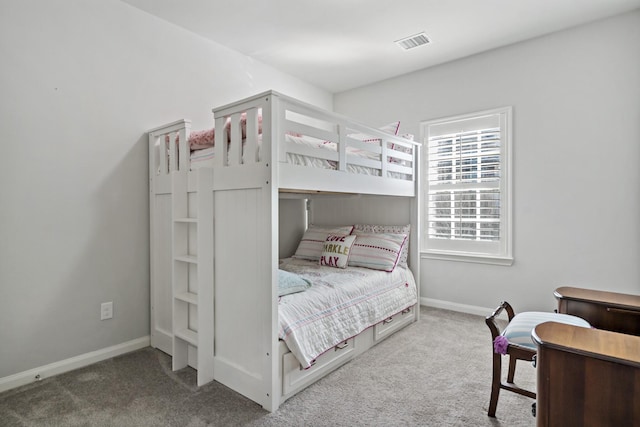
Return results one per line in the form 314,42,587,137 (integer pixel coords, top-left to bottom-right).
277,257,418,368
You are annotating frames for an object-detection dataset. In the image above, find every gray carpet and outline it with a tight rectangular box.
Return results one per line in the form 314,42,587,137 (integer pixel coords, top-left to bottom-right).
0,307,536,426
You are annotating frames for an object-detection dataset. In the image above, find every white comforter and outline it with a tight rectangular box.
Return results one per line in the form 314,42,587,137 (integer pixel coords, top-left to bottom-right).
190,134,377,171
190,134,409,179
278,257,418,368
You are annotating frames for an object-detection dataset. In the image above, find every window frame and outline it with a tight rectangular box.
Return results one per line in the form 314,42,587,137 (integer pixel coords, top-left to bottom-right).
420,106,513,266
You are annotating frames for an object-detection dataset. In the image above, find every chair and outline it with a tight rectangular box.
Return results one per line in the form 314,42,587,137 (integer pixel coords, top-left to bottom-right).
485,301,590,417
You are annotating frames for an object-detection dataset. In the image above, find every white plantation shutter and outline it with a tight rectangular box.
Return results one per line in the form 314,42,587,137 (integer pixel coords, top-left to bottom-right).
421,107,513,264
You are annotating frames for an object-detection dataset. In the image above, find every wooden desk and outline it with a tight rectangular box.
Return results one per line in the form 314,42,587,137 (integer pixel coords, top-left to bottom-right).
554,286,640,336
532,322,640,427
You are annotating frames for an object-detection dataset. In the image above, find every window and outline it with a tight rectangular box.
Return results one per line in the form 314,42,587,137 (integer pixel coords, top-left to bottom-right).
421,107,513,265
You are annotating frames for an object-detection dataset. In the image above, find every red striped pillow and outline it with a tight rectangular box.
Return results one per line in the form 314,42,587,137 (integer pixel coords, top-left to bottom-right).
348,233,407,272
352,224,411,268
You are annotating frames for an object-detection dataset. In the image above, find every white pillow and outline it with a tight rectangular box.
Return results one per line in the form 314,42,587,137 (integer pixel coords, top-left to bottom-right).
348,233,407,272
378,121,401,136
319,234,357,269
293,225,354,261
348,121,401,143
352,224,410,268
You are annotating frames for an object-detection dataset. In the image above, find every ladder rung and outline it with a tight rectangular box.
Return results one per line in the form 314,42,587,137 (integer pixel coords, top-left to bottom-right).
174,255,197,264
175,328,198,346
174,217,198,223
175,291,198,305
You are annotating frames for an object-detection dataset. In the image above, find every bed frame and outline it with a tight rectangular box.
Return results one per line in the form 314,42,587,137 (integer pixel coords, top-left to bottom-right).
148,90,421,411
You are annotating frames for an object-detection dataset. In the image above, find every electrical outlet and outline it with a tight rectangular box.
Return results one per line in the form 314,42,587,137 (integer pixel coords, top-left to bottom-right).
101,302,113,320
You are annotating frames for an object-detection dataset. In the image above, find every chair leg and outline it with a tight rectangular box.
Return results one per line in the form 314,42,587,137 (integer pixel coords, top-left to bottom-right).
507,354,517,383
488,351,502,417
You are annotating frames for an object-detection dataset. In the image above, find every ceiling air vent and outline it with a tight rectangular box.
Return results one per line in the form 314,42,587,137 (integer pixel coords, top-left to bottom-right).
395,32,431,51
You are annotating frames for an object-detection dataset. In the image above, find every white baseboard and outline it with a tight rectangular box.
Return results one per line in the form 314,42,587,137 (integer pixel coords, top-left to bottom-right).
0,336,150,394
420,297,507,319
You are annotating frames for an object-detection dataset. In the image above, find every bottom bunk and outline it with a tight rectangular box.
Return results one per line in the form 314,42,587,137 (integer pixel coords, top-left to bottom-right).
276,256,418,404
149,185,420,411
278,257,417,370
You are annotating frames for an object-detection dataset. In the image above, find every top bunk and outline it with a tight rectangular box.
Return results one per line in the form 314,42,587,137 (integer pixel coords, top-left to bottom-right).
148,90,420,197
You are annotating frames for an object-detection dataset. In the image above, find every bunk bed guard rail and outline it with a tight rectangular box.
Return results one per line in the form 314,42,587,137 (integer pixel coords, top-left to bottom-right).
212,90,420,196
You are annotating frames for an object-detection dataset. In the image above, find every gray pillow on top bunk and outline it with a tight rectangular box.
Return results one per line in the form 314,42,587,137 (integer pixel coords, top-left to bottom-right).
278,269,311,296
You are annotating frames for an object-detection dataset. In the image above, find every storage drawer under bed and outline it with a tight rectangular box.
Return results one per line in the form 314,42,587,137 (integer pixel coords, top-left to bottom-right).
374,305,415,342
282,336,356,396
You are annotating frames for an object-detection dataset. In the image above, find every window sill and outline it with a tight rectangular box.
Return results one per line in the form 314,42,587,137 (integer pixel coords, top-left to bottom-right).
421,251,514,266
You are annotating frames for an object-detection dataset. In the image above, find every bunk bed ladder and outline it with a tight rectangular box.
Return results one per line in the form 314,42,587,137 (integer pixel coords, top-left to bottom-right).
171,163,214,386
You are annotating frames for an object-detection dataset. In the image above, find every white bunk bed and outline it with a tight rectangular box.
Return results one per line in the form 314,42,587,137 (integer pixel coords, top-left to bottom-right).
148,90,421,411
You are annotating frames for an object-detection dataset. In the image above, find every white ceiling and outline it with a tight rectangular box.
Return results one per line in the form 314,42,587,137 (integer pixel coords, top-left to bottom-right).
122,0,640,93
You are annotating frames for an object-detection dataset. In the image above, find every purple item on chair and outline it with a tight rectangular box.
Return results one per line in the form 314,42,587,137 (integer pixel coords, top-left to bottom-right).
493,335,509,355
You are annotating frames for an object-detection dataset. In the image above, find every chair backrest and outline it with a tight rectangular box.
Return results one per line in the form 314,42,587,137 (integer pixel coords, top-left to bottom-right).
486,301,516,340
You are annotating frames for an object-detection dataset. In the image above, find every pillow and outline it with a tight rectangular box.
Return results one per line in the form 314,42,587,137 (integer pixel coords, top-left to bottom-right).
352,224,411,268
188,128,215,150
164,128,216,151
293,225,355,261
187,112,264,150
348,233,407,272
319,234,357,269
388,133,414,166
348,121,401,143
278,269,311,296
378,121,401,136
226,112,263,141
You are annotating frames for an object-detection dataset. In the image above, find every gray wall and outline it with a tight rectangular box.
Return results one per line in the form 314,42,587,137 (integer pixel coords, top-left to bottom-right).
334,10,640,313
0,0,330,379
